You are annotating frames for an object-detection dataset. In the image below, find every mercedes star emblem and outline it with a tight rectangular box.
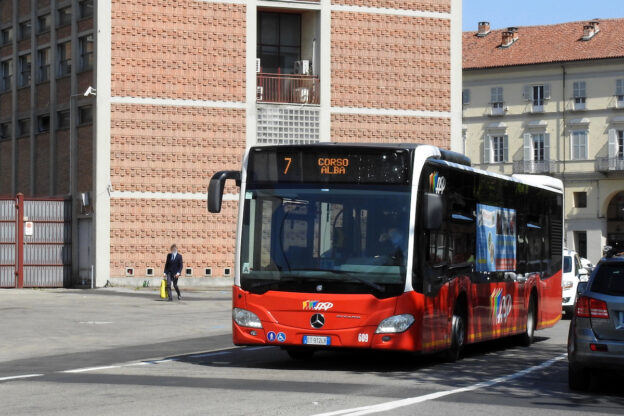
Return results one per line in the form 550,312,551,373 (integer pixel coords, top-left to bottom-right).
310,313,325,329
316,284,323,292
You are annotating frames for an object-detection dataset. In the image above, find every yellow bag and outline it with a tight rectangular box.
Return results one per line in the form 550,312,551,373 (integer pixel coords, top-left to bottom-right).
160,278,167,299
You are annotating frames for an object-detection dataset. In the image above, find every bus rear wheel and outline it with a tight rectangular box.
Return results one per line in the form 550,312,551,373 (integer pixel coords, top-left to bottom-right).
519,295,537,347
446,307,466,362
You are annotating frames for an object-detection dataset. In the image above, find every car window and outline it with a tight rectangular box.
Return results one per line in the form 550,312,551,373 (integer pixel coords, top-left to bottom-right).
563,256,572,273
574,255,582,273
591,264,624,296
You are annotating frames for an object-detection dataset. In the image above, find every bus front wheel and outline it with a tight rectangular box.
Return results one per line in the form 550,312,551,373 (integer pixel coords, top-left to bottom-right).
446,306,466,362
518,295,537,347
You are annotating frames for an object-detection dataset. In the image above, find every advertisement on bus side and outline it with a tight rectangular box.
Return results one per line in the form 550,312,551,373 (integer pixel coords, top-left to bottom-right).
476,204,517,272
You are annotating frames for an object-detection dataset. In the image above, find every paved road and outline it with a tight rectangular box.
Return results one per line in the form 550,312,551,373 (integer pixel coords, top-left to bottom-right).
1,289,623,415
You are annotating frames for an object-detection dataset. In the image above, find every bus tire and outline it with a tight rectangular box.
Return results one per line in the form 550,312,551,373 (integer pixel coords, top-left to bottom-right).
285,347,315,360
446,305,466,362
519,294,537,347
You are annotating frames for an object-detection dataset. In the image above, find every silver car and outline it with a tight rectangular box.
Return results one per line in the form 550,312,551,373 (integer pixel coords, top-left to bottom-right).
568,257,624,391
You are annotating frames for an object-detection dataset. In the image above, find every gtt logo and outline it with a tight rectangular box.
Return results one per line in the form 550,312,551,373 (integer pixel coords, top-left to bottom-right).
302,300,333,311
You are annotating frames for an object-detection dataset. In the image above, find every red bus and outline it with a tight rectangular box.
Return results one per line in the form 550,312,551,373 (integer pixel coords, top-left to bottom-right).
208,144,563,360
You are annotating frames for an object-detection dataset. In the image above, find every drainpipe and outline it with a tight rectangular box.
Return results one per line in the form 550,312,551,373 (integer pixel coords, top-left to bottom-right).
561,64,567,175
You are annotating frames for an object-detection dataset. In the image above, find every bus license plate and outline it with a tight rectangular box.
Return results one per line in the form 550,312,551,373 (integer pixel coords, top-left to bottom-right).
303,335,330,346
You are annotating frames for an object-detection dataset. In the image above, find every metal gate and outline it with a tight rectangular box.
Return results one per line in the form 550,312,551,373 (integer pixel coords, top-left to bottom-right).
0,194,71,288
0,199,16,287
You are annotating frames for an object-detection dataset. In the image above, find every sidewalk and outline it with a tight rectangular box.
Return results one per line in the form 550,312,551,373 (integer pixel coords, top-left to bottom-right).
108,276,234,289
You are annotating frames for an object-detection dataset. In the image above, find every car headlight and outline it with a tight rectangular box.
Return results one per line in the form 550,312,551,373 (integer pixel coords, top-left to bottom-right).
375,314,415,334
562,280,574,289
232,308,263,328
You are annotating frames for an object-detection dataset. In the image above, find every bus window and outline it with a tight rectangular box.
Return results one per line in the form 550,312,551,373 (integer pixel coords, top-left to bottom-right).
427,231,447,266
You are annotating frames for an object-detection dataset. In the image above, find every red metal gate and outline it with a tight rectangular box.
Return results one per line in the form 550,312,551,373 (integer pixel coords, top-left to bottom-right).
0,194,71,288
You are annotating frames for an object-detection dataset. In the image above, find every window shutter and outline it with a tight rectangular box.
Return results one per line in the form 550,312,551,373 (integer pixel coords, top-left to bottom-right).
523,133,533,161
523,85,532,101
483,135,491,164
462,89,470,105
544,84,551,100
616,80,624,96
544,133,550,162
490,88,496,103
608,128,618,158
503,135,509,162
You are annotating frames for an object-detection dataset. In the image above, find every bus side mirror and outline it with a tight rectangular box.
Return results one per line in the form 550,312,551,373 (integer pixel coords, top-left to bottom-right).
423,193,443,230
208,170,241,213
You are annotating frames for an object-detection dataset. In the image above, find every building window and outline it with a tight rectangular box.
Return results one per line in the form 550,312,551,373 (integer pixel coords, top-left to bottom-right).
17,118,30,137
79,34,94,71
257,12,301,74
573,192,587,208
524,84,550,112
0,59,12,91
58,6,72,27
57,42,71,77
37,14,51,33
18,54,31,88
533,85,544,110
78,105,93,124
484,134,508,164
490,87,504,115
37,114,50,132
79,0,94,19
571,130,588,160
37,48,50,83
533,133,545,161
462,89,470,106
573,81,586,110
1,27,12,45
0,122,10,140
618,130,624,159
57,110,70,129
617,79,624,108
18,21,31,41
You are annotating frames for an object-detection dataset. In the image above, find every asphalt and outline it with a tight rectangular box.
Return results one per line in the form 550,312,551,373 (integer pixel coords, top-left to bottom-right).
1,288,623,416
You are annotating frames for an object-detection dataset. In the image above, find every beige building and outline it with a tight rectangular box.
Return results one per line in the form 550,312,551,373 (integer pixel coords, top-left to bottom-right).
462,19,624,263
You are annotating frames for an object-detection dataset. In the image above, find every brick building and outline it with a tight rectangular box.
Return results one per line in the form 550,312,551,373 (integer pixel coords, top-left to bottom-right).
1,0,461,286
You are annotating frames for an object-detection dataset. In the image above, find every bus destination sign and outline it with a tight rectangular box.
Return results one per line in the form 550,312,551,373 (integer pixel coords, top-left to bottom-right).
248,147,411,185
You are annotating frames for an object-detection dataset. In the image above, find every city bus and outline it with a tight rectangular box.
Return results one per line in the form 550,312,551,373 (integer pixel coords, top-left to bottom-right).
208,144,563,360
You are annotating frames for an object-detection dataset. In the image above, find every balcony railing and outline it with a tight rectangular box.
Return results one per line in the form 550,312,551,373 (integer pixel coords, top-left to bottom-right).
513,160,556,174
257,73,319,105
596,157,624,172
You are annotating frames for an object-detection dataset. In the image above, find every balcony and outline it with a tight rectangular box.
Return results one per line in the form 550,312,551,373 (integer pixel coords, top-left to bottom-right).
256,73,319,105
513,160,556,174
596,157,624,172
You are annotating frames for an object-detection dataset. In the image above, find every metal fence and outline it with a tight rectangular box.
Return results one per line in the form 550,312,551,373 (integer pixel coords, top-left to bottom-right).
257,73,320,105
0,194,71,288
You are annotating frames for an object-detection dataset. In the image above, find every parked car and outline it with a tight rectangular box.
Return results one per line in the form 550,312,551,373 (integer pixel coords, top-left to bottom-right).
580,257,594,274
562,249,588,316
568,256,624,391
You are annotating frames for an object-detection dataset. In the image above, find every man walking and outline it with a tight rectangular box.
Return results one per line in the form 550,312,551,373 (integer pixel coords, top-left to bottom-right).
163,244,183,301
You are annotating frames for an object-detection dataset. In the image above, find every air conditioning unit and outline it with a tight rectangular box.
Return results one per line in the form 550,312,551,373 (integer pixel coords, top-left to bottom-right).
256,86,263,101
256,58,261,73
295,87,309,104
294,60,310,75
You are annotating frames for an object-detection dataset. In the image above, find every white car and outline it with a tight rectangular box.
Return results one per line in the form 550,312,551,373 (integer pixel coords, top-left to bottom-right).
562,249,588,315
580,257,594,273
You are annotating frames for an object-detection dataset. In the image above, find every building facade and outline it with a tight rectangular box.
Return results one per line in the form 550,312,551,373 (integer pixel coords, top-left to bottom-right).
1,0,461,286
463,19,624,264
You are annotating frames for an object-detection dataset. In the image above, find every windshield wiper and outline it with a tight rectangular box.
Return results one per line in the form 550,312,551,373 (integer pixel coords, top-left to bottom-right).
289,268,386,293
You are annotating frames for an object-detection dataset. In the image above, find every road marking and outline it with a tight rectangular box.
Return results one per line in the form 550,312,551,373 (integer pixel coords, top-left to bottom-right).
311,354,568,416
0,374,43,382
79,321,113,325
63,365,121,374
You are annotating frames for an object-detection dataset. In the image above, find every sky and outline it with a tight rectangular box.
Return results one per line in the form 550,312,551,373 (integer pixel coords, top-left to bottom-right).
462,0,624,31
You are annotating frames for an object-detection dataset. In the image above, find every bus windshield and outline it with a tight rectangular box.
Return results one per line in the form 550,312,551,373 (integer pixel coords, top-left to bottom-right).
240,185,411,298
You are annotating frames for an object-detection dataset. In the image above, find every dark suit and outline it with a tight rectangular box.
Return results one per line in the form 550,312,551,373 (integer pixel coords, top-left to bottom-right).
164,252,183,300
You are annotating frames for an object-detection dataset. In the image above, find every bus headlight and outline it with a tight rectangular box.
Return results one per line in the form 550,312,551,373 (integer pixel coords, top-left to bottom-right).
375,314,415,334
562,280,574,289
233,308,263,329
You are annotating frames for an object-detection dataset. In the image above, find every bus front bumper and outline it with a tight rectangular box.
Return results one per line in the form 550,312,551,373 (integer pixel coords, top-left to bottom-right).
232,321,420,352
